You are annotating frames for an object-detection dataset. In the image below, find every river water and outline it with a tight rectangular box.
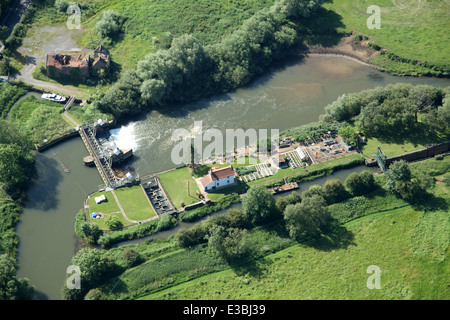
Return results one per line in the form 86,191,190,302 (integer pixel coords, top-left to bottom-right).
15,55,450,299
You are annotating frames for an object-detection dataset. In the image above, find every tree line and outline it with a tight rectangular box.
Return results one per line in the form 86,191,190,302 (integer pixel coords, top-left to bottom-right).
95,0,325,118
320,83,450,140
0,120,35,300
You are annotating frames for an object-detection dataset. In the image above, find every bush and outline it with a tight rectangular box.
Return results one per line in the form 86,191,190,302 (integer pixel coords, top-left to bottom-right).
95,10,122,39
345,170,377,196
322,179,349,204
54,0,69,12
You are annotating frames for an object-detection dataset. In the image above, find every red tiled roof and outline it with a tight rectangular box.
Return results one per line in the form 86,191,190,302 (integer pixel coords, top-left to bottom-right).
209,165,234,180
200,175,213,187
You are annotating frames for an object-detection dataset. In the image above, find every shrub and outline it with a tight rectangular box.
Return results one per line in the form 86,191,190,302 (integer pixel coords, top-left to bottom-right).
322,179,349,204
54,0,69,12
95,10,122,39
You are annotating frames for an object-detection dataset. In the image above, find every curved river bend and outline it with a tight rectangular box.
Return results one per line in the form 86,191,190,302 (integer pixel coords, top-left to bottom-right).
16,55,450,299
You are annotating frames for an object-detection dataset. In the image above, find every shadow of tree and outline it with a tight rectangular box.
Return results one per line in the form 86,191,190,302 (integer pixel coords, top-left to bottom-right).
304,221,356,252
230,256,273,279
294,5,346,48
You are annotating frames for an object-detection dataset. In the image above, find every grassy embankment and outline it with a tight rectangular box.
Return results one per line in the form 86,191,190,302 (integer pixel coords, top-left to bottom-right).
93,155,449,300
321,0,450,76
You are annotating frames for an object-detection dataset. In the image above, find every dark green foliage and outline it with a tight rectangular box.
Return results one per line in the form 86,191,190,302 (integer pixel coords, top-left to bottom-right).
275,190,302,212
0,253,34,300
62,248,114,299
206,225,253,262
104,215,123,231
242,185,277,225
338,125,358,147
97,0,325,117
79,222,103,244
283,194,331,241
301,184,323,199
385,160,429,203
282,121,344,143
322,178,349,205
344,170,377,196
320,83,448,140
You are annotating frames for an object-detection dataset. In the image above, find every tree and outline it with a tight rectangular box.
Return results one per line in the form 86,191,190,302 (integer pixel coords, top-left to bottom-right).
80,222,102,244
206,225,253,262
242,185,277,225
70,248,112,289
301,184,323,199
121,247,142,267
95,10,122,39
345,171,377,196
384,160,423,201
276,191,302,212
104,215,122,231
98,71,143,117
0,143,34,196
54,0,69,12
0,254,33,300
322,179,349,204
338,125,358,147
283,195,331,241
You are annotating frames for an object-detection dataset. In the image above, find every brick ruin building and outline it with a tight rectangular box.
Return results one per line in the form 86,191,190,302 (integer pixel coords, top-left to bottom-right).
46,45,110,79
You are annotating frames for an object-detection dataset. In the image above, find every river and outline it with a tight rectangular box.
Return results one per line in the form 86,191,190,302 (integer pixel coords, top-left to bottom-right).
15,55,450,299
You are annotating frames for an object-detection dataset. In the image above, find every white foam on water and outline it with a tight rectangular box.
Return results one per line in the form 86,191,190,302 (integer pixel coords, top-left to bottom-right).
110,123,139,151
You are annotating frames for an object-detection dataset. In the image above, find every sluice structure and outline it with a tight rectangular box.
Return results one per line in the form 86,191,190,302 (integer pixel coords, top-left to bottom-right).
79,123,119,188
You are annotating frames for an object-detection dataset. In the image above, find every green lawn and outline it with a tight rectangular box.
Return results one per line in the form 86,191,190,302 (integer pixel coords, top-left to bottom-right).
114,185,157,221
158,167,201,209
360,137,426,158
86,191,133,230
323,0,450,67
87,191,120,215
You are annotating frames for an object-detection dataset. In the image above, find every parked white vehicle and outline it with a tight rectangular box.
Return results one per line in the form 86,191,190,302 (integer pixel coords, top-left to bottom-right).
41,93,66,103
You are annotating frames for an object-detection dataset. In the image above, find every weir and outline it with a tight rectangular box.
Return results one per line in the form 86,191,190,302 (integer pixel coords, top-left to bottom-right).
78,122,119,188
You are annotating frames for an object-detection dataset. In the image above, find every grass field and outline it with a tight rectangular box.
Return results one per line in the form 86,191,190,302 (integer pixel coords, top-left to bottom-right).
114,185,157,221
323,0,450,67
73,0,274,71
142,204,449,300
89,155,449,300
360,137,426,158
158,167,201,209
8,95,74,146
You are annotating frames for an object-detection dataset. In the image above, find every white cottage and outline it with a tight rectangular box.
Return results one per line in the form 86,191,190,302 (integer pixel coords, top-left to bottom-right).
200,165,235,191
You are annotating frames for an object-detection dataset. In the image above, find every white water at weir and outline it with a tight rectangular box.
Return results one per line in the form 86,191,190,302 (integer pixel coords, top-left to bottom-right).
110,123,140,151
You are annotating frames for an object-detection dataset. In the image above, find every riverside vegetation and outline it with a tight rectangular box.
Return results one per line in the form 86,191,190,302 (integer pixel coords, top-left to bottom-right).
63,155,449,300
0,0,449,300
67,83,449,300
